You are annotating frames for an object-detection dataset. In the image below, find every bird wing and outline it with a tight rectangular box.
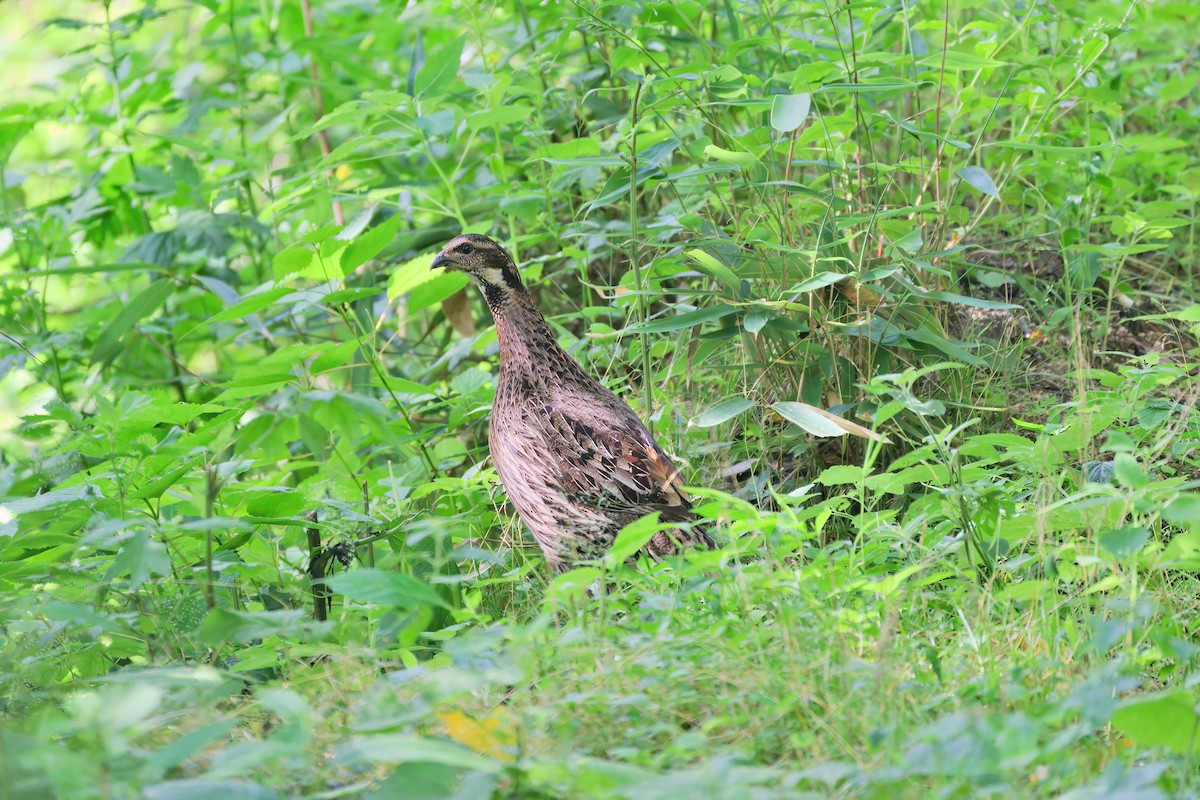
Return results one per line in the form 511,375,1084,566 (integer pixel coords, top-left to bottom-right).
546,406,694,521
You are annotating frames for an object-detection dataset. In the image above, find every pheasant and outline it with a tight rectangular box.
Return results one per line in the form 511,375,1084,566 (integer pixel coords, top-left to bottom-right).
431,233,714,573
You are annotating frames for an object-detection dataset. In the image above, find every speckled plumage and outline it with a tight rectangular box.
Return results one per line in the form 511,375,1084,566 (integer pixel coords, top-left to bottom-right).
432,234,714,572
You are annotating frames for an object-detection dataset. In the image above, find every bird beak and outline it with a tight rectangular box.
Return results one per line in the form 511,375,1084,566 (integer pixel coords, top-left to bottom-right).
430,252,450,271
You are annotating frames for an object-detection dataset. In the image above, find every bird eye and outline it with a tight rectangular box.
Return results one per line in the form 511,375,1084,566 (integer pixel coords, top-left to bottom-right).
456,243,474,255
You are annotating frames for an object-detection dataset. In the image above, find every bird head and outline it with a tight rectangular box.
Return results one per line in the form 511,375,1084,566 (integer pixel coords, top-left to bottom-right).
430,234,522,293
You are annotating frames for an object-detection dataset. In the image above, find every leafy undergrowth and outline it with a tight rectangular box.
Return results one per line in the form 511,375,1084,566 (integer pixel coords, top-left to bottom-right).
3,0,1200,797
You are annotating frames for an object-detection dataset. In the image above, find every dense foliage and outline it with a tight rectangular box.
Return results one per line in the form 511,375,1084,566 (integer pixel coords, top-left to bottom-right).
2,0,1199,796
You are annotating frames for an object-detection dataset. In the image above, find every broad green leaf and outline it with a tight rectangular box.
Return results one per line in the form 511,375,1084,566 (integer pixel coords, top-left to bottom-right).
817,465,867,485
414,35,466,97
245,490,307,518
690,397,754,428
770,93,811,133
340,213,402,275
273,244,314,280
1,485,100,516
466,105,532,130
105,527,170,590
957,165,1000,199
1112,453,1147,489
772,402,845,437
389,251,443,300
195,609,311,646
324,568,449,609
1110,691,1198,755
605,513,664,566
1163,494,1200,526
410,270,470,311
743,310,769,333
1098,526,1150,561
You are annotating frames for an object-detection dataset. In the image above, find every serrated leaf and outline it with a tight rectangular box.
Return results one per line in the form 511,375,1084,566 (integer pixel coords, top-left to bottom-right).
324,568,449,609
816,465,866,485
209,286,294,324
388,251,443,300
414,35,465,97
340,213,401,275
273,244,313,280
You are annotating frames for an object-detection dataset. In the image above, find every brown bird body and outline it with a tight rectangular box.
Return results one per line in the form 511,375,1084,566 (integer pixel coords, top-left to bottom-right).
432,234,714,572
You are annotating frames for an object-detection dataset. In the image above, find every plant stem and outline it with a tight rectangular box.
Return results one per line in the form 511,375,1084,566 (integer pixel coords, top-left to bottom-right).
627,79,654,424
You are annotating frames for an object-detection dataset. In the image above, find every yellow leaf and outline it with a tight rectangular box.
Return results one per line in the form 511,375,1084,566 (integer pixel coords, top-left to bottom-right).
436,708,516,760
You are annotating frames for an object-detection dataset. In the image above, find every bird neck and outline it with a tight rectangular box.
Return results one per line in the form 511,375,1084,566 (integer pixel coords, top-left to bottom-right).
483,283,569,369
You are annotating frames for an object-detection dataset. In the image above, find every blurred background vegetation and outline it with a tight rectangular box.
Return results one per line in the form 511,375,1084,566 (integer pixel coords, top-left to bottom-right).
1,0,1199,797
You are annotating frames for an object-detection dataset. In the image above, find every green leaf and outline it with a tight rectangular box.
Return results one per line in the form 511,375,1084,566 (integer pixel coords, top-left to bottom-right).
1098,526,1150,562
817,465,867,485
340,213,401,275
957,165,1000,199
743,310,769,333
324,568,449,609
685,249,740,291
273,244,314,280
388,251,443,300
208,286,295,324
144,779,279,800
194,609,311,645
772,402,846,437
922,50,1008,71
1164,494,1200,526
703,144,758,168
770,93,811,133
793,272,846,293
343,734,502,772
91,279,176,367
1110,691,1199,755
623,303,736,334
465,105,533,130
409,270,470,311
1112,453,1147,489
245,490,307,518
690,397,754,428
414,35,465,97
605,513,664,566
105,527,171,590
